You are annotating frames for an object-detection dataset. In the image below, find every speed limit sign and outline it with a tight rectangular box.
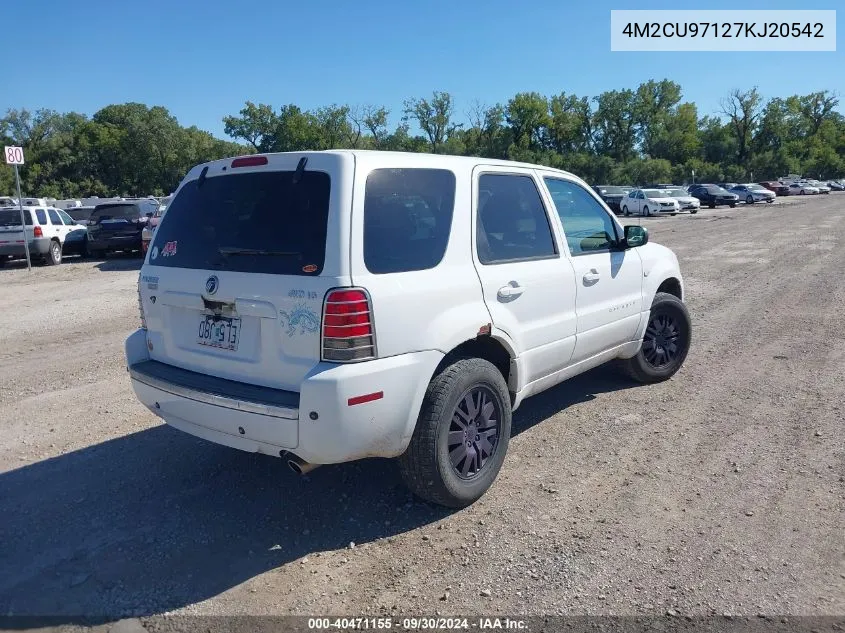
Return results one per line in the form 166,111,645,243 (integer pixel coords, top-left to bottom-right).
4,146,24,165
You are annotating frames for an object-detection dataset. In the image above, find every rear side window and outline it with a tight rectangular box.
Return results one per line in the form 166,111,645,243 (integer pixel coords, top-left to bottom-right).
149,170,330,275
36,209,47,225
476,174,557,264
47,209,62,225
0,209,33,226
363,168,455,274
58,209,76,225
67,208,94,222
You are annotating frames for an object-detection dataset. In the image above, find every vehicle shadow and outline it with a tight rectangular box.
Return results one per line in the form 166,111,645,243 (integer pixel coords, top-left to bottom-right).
0,366,635,623
93,252,144,272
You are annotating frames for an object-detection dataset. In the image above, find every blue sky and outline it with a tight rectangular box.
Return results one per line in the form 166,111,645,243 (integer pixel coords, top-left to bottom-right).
2,0,842,139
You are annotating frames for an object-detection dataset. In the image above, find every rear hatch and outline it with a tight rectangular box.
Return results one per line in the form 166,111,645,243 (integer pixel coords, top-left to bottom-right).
140,152,353,392
88,203,145,245
0,209,33,245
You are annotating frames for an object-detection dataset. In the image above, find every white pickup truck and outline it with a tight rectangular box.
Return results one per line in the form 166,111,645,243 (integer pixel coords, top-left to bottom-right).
126,151,691,507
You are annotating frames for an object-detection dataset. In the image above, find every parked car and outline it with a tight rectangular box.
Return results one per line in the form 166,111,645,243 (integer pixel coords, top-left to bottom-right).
789,183,819,195
688,184,739,208
729,183,776,204
0,204,80,265
86,202,153,257
65,205,96,224
620,188,680,217
760,181,790,196
805,180,830,194
126,150,691,508
141,195,173,254
663,188,700,213
591,185,633,214
826,181,844,191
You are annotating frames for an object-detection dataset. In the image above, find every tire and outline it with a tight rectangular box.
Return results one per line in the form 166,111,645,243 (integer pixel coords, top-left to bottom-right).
729,202,736,208
766,199,773,204
622,205,630,217
691,209,698,214
397,357,512,508
800,190,805,195
643,206,650,217
46,240,62,266
709,200,716,208
620,292,692,384
746,195,754,204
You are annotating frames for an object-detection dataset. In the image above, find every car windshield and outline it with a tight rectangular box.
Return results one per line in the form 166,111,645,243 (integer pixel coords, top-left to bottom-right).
67,207,95,222
666,189,688,197
644,189,668,198
747,184,766,191
598,186,624,195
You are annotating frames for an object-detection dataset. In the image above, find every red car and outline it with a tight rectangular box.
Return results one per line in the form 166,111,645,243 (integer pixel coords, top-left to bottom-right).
760,181,790,196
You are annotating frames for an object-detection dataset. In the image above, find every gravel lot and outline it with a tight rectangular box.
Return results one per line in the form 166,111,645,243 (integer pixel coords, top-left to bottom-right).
0,195,843,627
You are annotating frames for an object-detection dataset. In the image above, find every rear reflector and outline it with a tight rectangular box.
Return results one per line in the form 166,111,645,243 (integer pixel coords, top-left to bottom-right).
348,391,383,406
231,155,269,168
322,288,376,362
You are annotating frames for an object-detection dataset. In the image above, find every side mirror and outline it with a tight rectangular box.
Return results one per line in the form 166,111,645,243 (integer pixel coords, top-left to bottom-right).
623,225,648,248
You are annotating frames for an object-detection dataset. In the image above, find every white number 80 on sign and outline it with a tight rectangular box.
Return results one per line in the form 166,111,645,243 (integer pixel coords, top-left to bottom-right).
4,146,25,165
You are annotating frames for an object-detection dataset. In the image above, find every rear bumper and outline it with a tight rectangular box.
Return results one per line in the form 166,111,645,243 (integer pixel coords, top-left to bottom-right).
0,237,51,257
89,235,142,251
125,329,443,464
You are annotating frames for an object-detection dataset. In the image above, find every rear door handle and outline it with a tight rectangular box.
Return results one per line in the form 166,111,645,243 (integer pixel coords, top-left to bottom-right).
497,284,524,299
583,269,601,284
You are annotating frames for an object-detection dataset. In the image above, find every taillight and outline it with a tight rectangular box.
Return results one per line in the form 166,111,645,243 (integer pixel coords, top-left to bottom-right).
321,288,376,362
137,277,147,330
33,226,43,238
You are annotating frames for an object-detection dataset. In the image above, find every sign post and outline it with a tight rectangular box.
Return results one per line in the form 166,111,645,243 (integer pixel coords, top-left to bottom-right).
4,146,30,272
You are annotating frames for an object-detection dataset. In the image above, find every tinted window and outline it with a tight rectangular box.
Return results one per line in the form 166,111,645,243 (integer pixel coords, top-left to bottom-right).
149,170,330,275
363,168,455,274
36,209,47,224
544,178,619,256
47,209,62,225
90,204,142,224
0,209,33,226
57,209,76,225
477,174,557,264
67,207,94,222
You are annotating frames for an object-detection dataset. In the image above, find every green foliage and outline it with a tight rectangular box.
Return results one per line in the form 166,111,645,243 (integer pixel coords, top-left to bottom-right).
2,85,843,199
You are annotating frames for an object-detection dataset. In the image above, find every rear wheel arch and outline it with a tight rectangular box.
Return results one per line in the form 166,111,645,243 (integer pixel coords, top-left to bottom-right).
656,277,683,301
433,335,516,402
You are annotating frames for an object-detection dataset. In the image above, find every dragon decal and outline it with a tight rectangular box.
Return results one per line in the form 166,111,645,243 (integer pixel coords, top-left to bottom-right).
279,303,320,337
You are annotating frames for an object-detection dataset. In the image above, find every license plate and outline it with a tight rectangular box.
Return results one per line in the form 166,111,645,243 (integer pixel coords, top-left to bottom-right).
197,315,241,351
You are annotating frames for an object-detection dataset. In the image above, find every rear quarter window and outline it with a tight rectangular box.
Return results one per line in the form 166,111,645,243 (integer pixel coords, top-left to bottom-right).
363,168,456,274
36,209,48,225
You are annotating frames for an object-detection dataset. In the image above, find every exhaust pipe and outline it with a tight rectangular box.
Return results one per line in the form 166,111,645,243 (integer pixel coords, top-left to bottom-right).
285,452,320,475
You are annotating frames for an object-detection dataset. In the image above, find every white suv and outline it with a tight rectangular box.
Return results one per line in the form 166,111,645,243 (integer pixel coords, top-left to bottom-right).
0,203,82,266
126,151,691,507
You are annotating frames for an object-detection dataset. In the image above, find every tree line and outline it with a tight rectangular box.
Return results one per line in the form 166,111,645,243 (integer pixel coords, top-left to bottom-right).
2,81,842,198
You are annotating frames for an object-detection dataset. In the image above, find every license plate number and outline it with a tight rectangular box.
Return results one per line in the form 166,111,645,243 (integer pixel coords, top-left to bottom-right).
197,315,240,351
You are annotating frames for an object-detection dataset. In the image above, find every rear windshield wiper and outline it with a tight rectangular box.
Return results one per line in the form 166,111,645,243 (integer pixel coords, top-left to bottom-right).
217,246,301,257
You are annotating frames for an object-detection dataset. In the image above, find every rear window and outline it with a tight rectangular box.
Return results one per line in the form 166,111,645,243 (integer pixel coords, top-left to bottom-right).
90,204,142,224
149,170,331,275
0,209,33,226
363,168,456,274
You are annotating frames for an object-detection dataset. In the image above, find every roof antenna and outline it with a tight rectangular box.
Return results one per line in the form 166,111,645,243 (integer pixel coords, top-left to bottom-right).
292,157,308,184
197,166,209,188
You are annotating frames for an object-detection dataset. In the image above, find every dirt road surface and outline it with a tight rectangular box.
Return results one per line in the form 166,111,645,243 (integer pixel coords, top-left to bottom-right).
1,195,843,627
